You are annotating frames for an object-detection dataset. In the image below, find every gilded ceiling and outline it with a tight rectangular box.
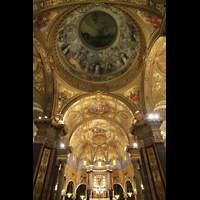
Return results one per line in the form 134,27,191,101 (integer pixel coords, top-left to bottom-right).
62,93,135,136
33,0,166,176
70,119,128,161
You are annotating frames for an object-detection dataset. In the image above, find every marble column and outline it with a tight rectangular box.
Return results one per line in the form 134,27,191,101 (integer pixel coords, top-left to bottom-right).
55,160,67,200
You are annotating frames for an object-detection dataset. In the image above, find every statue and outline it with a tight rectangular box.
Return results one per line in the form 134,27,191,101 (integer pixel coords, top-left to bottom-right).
52,113,64,124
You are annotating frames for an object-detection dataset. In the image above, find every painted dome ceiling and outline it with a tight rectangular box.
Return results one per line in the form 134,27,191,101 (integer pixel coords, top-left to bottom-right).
57,5,140,82
80,11,117,50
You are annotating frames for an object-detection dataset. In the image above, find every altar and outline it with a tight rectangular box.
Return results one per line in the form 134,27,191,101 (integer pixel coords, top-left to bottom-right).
85,165,114,200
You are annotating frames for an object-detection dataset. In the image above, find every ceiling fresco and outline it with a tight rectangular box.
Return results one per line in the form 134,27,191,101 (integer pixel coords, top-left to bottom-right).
88,101,109,115
57,4,139,82
68,119,129,171
80,11,117,49
62,94,135,136
32,2,166,92
129,8,162,38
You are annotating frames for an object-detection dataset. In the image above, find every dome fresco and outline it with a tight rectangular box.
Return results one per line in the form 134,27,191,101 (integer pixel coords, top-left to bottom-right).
57,4,139,82
80,11,117,50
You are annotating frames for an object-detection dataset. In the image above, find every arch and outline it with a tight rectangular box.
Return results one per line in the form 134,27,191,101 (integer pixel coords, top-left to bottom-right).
66,180,75,191
75,183,86,200
60,92,138,116
113,183,125,200
125,179,134,190
65,181,74,198
153,96,166,109
33,95,45,120
125,180,134,195
143,36,166,114
33,29,55,117
61,92,137,146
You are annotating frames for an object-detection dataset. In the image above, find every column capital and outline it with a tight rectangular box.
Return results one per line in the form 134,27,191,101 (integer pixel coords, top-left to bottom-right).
130,119,164,148
130,119,163,137
57,146,71,162
34,119,68,148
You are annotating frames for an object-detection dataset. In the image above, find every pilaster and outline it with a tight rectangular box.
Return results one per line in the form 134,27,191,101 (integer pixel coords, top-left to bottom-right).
130,119,166,200
33,118,68,200
128,155,144,200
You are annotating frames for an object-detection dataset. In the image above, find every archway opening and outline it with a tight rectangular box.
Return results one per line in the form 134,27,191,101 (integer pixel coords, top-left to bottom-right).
65,181,74,200
126,180,134,200
114,184,124,200
76,184,86,200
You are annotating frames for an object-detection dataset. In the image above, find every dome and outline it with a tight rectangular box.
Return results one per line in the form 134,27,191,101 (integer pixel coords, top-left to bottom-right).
55,4,143,87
